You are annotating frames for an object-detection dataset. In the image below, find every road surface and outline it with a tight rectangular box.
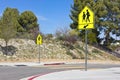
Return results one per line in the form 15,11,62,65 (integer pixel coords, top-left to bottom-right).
0,63,120,80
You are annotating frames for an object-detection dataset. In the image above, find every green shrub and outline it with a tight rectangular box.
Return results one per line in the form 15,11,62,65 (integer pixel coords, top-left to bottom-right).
92,49,101,54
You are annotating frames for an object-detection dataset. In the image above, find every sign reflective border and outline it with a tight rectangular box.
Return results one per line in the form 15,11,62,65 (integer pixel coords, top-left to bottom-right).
78,6,94,29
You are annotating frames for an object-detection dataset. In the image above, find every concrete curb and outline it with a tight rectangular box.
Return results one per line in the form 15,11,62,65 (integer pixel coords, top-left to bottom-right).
44,62,65,65
20,72,55,80
0,62,66,67
21,68,120,80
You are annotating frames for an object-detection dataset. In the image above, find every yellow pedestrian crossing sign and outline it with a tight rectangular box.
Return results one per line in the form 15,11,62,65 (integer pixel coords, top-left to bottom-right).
78,6,94,29
37,34,42,45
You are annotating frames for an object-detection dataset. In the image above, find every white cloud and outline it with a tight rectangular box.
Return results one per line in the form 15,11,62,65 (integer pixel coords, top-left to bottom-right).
37,15,48,21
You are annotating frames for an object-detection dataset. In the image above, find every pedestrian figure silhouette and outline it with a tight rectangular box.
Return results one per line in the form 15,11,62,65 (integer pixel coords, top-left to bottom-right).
38,37,41,41
82,12,86,22
86,10,90,22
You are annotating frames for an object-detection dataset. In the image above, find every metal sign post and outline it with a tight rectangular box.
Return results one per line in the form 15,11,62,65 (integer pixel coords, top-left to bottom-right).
85,28,88,71
36,34,42,63
78,6,94,71
39,45,40,63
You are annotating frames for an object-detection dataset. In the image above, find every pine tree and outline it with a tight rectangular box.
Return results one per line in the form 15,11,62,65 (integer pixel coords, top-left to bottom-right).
70,0,120,46
18,11,39,39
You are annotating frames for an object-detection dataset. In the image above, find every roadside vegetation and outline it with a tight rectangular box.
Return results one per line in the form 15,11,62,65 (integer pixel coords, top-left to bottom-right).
0,0,120,62
0,38,120,62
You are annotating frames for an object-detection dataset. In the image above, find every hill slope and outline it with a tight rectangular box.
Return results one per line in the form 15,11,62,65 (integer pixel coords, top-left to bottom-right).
0,39,119,62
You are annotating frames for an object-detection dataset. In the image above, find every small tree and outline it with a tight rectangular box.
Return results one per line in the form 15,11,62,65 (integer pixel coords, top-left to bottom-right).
55,27,69,41
0,8,17,55
18,11,38,32
18,11,39,39
55,27,78,49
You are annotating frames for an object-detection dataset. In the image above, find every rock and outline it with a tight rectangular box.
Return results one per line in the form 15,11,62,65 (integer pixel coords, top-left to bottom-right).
115,47,120,54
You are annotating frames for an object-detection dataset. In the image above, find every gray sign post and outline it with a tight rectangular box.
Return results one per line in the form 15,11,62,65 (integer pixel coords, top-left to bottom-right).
36,34,42,63
78,6,94,71
39,45,40,63
84,25,88,71
85,28,88,71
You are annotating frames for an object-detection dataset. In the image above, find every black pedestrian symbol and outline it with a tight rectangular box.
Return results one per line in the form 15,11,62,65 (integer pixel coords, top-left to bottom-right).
86,10,90,22
82,12,86,22
38,37,41,41
82,9,90,22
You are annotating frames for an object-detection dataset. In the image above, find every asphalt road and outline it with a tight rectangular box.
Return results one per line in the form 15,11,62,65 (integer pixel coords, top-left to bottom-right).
1,63,120,80
0,66,63,80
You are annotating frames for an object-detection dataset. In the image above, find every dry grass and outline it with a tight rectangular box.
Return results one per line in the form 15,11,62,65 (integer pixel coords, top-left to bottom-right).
0,39,120,63
0,57,120,65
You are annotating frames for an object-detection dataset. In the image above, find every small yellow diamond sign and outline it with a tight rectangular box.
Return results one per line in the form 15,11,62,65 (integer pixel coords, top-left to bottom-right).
37,34,42,45
78,6,94,29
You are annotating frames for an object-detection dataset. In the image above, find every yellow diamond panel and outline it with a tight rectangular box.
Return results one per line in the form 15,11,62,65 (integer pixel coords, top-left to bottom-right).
78,6,94,29
37,34,42,45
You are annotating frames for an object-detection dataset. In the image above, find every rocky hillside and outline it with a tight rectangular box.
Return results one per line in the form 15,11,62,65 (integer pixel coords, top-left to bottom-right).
0,39,120,62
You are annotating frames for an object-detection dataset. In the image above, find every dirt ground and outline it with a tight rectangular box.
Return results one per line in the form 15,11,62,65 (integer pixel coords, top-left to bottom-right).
41,59,120,64
0,58,120,64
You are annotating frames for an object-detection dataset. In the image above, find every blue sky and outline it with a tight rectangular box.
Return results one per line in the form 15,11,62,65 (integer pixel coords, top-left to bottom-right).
0,0,73,34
